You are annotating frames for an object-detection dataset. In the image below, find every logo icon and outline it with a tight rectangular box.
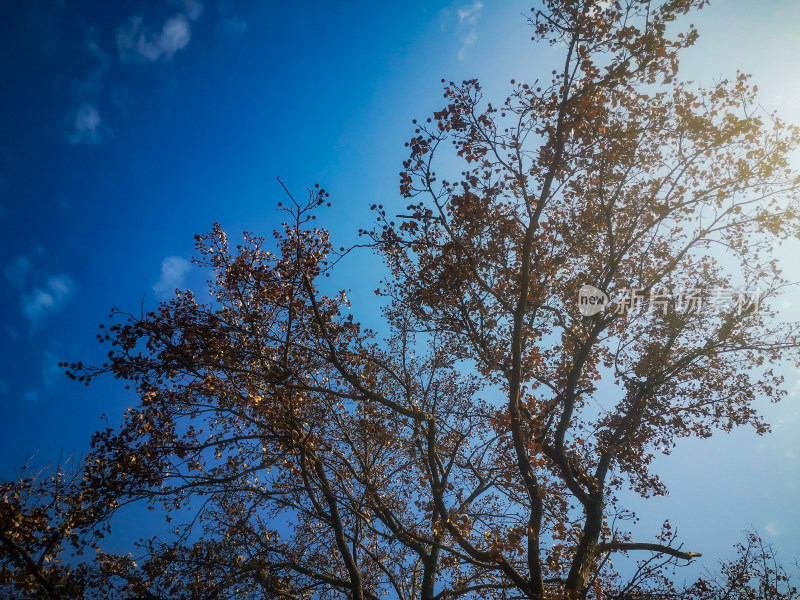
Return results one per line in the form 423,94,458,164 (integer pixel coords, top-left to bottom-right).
578,284,608,316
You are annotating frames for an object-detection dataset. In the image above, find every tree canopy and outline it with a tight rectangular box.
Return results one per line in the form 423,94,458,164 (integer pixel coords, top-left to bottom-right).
3,1,800,599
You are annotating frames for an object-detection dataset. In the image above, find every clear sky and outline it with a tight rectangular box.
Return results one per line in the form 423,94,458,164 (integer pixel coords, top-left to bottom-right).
1,0,799,576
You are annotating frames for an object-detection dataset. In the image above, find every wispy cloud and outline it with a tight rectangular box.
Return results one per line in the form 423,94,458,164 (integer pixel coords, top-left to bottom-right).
220,16,247,37
116,12,194,63
764,521,781,537
153,256,192,298
68,103,109,144
4,255,33,288
789,371,800,397
64,26,112,146
217,0,246,38
18,352,66,407
83,26,110,67
63,0,216,144
42,351,64,388
172,0,204,21
20,274,78,324
457,1,483,60
117,14,191,62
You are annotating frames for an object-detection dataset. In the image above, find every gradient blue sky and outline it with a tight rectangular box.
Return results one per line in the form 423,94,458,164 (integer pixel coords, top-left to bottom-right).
1,0,799,574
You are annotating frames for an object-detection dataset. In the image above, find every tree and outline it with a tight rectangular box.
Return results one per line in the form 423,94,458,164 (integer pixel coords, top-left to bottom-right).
687,532,799,600
3,0,800,598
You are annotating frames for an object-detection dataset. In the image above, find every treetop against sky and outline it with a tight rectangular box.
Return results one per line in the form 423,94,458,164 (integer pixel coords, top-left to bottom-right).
2,1,800,598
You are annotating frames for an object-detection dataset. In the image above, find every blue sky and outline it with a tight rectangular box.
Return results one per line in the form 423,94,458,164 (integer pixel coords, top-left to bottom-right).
1,0,799,575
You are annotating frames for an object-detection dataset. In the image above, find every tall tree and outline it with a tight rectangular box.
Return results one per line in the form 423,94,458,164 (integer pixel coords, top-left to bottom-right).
3,1,800,598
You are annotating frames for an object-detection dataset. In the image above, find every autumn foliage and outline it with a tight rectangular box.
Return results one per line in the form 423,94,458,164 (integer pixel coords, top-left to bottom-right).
3,1,800,599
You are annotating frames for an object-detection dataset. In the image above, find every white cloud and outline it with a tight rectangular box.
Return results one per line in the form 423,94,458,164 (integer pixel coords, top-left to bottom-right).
63,27,112,146
20,274,78,323
172,0,204,21
69,103,108,144
457,1,483,60
116,13,192,63
457,2,482,24
764,521,781,537
153,256,192,298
